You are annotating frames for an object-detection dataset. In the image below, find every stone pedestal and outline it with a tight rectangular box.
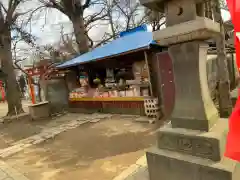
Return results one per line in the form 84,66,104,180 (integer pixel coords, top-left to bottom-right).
140,0,239,179
147,146,240,180
169,41,219,131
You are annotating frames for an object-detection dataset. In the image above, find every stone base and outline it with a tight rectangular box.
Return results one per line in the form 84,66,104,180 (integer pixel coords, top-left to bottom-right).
147,147,240,180
102,107,145,115
146,119,240,180
156,119,228,161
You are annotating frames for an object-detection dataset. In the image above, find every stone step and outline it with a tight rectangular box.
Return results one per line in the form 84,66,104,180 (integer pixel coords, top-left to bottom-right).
146,147,239,180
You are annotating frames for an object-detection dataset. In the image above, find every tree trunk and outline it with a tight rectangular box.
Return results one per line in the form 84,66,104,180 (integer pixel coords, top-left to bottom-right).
212,0,232,117
0,31,24,116
71,15,89,54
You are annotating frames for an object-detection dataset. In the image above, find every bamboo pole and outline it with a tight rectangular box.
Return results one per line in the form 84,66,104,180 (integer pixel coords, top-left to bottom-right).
144,51,153,96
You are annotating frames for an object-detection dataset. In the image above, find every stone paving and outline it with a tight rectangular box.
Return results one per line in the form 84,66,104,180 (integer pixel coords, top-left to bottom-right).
0,113,115,158
0,101,29,118
0,113,114,180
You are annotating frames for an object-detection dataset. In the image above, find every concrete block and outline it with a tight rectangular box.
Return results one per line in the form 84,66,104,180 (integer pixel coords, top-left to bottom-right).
28,101,50,120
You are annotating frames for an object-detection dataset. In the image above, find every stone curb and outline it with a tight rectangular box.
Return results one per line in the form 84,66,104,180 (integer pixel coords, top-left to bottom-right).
112,155,147,180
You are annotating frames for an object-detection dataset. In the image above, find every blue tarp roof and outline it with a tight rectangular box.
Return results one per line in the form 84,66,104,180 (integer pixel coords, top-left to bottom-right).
57,27,157,68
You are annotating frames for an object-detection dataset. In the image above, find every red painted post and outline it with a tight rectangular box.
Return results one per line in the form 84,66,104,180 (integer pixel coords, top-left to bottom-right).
28,76,35,104
0,81,4,102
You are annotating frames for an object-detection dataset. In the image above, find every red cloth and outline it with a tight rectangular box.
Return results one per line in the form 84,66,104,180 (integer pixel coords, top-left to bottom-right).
225,96,240,161
227,0,235,23
225,0,240,161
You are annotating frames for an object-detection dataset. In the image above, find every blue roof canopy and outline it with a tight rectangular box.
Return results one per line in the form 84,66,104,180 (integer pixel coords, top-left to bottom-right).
57,25,158,69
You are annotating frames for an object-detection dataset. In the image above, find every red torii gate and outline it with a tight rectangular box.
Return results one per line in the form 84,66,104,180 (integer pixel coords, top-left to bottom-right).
24,60,59,104
25,65,48,104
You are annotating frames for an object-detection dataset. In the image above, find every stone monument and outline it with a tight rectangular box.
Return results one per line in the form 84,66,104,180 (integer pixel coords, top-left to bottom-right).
140,0,240,179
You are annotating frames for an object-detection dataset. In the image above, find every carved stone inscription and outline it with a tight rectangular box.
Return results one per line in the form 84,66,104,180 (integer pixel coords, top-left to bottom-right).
195,140,214,157
158,134,218,161
178,138,192,152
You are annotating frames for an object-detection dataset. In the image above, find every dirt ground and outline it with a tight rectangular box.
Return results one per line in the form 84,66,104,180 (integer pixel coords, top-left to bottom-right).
0,101,44,149
0,100,30,117
0,101,81,149
3,116,157,180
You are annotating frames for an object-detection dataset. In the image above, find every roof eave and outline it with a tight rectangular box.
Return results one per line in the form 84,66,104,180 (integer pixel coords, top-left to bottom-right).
57,44,157,69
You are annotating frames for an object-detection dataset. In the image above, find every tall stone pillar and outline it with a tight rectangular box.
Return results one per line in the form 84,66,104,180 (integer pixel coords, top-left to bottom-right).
140,0,240,179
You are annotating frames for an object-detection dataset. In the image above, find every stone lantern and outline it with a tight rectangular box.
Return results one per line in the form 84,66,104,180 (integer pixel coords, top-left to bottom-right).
140,0,239,179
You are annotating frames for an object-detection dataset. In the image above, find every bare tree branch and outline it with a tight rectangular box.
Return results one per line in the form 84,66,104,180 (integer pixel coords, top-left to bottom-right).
0,6,5,26
94,34,114,48
23,5,47,26
0,1,7,14
6,0,22,24
39,0,110,53
84,8,108,27
39,0,66,14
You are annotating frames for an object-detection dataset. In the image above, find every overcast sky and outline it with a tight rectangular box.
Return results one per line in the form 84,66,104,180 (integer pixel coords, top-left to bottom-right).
24,3,231,45
30,8,231,46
